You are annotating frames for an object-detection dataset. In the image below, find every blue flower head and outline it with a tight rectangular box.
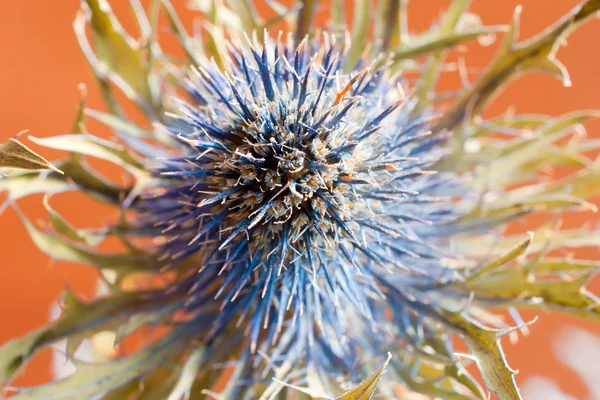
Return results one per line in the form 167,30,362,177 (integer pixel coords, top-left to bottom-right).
141,34,458,368
2,1,600,399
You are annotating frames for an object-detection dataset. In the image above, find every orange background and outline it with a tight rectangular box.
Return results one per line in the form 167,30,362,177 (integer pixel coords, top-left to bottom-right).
1,0,600,398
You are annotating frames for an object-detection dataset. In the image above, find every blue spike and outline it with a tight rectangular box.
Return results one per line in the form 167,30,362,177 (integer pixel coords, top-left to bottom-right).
309,53,339,117
250,43,275,101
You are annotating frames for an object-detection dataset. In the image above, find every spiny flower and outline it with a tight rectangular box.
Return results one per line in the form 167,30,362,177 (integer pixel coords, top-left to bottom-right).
1,1,600,399
141,35,457,362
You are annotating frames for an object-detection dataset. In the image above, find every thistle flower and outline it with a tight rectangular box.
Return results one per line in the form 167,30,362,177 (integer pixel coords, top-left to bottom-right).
1,1,600,399
141,34,460,376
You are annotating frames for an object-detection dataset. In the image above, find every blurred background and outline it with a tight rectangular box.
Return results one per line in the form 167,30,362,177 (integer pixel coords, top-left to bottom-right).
1,0,600,398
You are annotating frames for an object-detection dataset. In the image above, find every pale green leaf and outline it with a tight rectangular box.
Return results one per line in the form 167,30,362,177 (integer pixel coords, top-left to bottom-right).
344,0,370,72
71,84,88,135
411,0,471,114
392,317,485,399
530,258,598,275
462,196,593,224
82,0,154,108
29,134,145,176
202,353,250,400
203,1,227,69
15,207,156,275
224,0,260,33
393,357,481,400
376,0,402,50
435,0,600,132
161,0,203,66
0,327,50,384
167,347,205,400
0,289,179,385
261,0,299,30
98,367,179,400
44,196,105,246
468,236,531,280
0,170,74,214
59,158,130,204
74,8,123,116
85,109,154,140
330,0,346,29
466,262,600,322
295,0,316,42
11,324,193,399
455,226,600,259
503,160,600,204
391,25,506,63
442,312,522,400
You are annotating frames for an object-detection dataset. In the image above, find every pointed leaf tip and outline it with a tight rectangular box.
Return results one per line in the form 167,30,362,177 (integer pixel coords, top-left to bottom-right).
336,353,392,400
0,136,63,174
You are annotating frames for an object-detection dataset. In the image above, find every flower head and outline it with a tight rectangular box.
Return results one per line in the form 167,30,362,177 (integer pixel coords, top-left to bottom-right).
1,1,600,399
141,35,461,365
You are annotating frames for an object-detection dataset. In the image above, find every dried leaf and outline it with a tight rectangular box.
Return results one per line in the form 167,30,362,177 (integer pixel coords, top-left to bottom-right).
391,316,486,399
336,354,391,400
0,137,62,173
